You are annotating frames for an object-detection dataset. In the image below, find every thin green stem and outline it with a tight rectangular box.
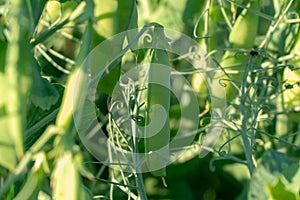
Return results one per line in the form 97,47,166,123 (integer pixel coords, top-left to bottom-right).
239,56,255,175
217,0,233,30
25,108,59,138
31,19,69,46
0,126,59,196
129,78,148,200
95,177,139,189
135,172,148,200
35,44,70,74
226,0,274,21
0,152,32,197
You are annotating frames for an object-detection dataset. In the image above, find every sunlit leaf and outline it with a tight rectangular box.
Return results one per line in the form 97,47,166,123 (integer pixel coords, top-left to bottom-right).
248,150,298,200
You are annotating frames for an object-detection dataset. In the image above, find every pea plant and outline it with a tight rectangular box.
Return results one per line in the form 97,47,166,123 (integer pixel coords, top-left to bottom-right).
0,0,299,199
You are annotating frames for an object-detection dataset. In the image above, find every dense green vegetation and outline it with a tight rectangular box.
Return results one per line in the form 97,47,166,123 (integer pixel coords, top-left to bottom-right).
0,0,299,199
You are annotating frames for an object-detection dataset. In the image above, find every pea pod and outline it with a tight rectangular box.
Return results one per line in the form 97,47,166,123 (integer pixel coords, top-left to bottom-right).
212,0,261,104
56,19,94,129
145,48,170,181
228,1,260,49
284,25,300,118
52,151,86,200
283,1,300,110
192,1,226,107
53,7,95,200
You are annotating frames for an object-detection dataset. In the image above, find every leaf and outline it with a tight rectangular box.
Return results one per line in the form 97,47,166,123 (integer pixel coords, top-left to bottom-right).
93,29,125,95
267,178,298,200
31,68,59,110
248,149,295,200
29,0,47,26
282,163,300,193
45,1,61,23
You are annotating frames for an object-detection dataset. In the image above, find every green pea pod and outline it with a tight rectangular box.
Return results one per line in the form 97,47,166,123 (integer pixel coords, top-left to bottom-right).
117,0,138,32
284,27,300,117
95,0,124,96
52,151,86,200
145,48,170,180
56,20,93,129
97,1,138,96
228,0,260,49
212,0,261,104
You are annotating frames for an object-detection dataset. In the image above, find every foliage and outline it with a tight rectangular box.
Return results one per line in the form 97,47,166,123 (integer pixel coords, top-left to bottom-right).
0,0,299,199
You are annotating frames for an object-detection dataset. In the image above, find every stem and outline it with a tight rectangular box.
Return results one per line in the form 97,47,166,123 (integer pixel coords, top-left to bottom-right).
0,126,58,196
91,163,107,190
135,172,148,200
95,177,138,189
239,56,255,175
0,152,32,197
25,108,59,138
31,19,69,46
217,0,233,30
131,84,148,200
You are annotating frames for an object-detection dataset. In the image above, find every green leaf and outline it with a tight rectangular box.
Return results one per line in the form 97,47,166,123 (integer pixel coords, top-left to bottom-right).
31,68,59,110
56,21,93,129
267,178,298,200
95,0,138,96
29,0,47,26
94,31,124,95
5,184,15,200
282,163,300,193
248,149,296,200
